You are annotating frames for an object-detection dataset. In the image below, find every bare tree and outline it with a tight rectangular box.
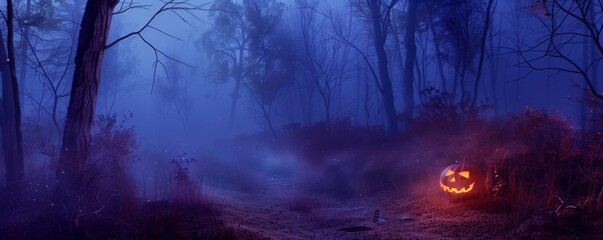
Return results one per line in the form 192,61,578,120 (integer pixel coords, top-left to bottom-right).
426,1,448,92
488,10,502,113
156,59,194,133
367,0,399,134
51,0,206,235
201,0,248,129
519,0,603,100
402,0,418,125
344,0,399,134
17,0,32,100
296,0,350,124
51,1,120,235
15,0,86,141
471,0,495,106
244,0,295,138
434,0,484,103
21,28,74,139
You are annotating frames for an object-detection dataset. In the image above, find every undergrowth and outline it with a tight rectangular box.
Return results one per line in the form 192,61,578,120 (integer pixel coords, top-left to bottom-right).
261,89,603,219
1,114,229,239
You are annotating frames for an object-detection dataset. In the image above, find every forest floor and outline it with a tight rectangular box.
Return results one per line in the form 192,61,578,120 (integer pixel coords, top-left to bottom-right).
199,176,603,240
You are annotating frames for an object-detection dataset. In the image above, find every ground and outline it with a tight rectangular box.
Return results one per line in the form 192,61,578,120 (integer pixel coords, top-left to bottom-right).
194,176,603,240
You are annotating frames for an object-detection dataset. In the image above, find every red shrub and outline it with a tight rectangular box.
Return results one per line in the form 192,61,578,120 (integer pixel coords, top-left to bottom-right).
75,114,138,238
168,153,201,204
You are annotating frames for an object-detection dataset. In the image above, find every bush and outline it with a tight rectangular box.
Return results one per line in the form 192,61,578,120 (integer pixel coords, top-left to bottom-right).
72,114,139,238
168,153,201,204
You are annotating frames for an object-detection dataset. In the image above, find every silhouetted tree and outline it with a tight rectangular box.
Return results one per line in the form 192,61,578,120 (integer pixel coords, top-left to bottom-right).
425,1,448,92
16,0,85,140
51,0,119,235
201,0,248,128
367,0,399,134
519,0,603,100
471,0,495,106
156,59,194,133
296,0,350,124
1,0,25,194
402,0,418,126
49,0,206,236
99,25,137,114
17,0,32,99
434,0,484,103
347,0,400,134
244,0,295,137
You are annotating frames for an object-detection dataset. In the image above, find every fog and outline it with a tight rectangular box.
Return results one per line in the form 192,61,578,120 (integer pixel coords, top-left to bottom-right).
100,0,589,149
1,0,602,239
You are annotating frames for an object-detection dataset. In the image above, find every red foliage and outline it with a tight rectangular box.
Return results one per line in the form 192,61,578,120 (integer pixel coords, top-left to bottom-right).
168,153,201,204
71,114,139,238
278,90,603,209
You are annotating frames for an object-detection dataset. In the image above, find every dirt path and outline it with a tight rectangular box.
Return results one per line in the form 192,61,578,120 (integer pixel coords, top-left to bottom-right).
203,179,525,239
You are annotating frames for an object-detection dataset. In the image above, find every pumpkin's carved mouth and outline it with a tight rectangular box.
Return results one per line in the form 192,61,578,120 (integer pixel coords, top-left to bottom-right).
439,182,475,193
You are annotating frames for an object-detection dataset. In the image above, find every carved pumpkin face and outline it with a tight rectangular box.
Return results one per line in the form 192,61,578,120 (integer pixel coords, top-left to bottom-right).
439,164,484,201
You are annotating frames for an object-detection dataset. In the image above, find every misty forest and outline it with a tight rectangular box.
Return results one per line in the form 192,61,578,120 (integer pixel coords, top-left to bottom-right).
1,0,603,239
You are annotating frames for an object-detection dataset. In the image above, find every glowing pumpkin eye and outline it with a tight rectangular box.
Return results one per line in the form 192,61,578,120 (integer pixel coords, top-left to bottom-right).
446,170,455,176
459,171,470,179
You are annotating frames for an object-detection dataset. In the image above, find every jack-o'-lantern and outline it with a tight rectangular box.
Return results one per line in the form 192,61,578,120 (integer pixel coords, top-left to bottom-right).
439,164,485,201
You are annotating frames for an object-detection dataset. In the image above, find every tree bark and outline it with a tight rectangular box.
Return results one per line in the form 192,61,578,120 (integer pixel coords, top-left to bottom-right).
488,16,500,114
367,0,398,134
471,0,495,106
364,72,371,127
427,9,447,92
18,0,31,100
452,62,459,97
228,76,242,128
260,102,277,139
228,29,247,129
402,0,418,124
589,6,599,130
1,0,25,192
51,0,118,235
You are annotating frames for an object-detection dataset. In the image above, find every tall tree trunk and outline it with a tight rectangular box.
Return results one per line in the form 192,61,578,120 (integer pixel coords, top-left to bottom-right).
590,6,599,131
471,0,495,106
413,54,421,100
461,0,470,106
580,7,589,136
304,75,314,125
402,0,418,124
460,61,467,103
260,103,277,139
18,0,31,101
355,62,361,125
323,95,331,124
512,0,521,112
453,63,460,97
228,77,242,128
428,8,447,92
228,43,246,129
364,72,371,127
393,29,405,86
368,0,398,134
51,0,118,235
489,16,500,114
1,0,25,192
